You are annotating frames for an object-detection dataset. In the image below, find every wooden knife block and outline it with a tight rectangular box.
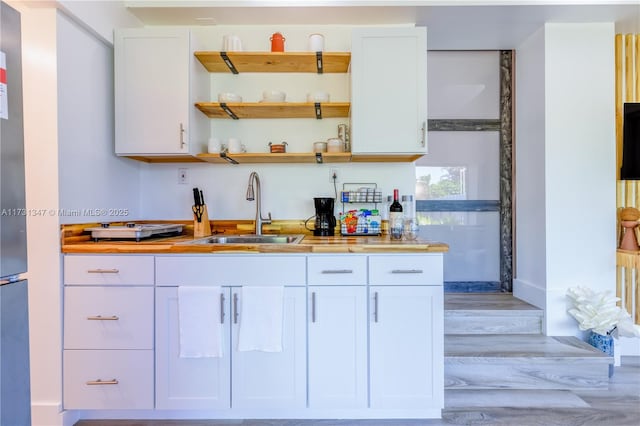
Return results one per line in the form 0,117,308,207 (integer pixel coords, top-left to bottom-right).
193,205,212,238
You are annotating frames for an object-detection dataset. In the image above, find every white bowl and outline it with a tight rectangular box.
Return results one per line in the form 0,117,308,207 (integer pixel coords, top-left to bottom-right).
262,90,286,103
306,91,330,103
218,93,242,103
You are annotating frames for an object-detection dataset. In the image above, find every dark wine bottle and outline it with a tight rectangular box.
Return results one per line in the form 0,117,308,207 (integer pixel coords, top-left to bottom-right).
389,189,403,240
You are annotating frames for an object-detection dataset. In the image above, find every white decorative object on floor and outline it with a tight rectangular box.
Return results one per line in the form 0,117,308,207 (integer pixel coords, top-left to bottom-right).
178,286,223,358
238,286,284,352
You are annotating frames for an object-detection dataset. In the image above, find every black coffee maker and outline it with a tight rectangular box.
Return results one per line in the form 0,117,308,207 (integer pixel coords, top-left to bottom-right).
308,197,336,236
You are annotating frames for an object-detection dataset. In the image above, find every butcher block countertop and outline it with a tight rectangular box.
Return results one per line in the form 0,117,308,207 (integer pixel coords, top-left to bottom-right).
61,221,449,254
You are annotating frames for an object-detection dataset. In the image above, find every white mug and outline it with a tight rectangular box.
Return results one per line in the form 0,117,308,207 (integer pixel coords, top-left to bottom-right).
208,137,221,153
223,34,243,52
308,33,324,52
227,137,246,154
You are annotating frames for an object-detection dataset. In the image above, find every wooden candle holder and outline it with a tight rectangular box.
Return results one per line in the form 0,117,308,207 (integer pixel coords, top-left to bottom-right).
193,204,212,238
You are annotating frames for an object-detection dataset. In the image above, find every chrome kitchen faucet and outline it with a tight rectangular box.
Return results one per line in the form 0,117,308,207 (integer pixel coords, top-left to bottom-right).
246,171,272,235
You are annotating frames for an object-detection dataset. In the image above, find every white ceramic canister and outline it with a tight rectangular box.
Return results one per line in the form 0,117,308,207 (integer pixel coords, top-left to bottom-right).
327,137,343,153
208,137,221,153
308,33,324,52
313,141,327,153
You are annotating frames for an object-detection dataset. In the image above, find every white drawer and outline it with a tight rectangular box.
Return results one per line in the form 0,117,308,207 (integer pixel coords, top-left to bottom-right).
368,254,443,286
307,255,367,285
63,349,153,410
64,286,153,350
156,255,306,286
64,255,154,286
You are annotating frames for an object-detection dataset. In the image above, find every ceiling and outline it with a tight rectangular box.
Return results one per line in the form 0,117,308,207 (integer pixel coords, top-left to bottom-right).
123,1,640,49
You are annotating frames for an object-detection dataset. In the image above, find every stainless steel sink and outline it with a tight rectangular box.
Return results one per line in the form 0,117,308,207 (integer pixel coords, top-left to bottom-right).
181,234,305,245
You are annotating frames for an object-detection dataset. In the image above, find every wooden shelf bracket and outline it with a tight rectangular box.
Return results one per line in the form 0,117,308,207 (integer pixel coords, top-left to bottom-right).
314,102,322,119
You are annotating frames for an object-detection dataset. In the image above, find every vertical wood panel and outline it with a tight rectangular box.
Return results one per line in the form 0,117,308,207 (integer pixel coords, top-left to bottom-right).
616,34,624,174
635,35,640,101
625,35,635,101
616,34,640,324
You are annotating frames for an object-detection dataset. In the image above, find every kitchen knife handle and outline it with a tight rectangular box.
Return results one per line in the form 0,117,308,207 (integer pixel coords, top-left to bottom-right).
233,293,239,324
87,269,119,274
373,291,379,323
87,315,119,321
220,293,225,324
311,292,316,323
321,269,353,274
179,123,186,149
86,379,118,386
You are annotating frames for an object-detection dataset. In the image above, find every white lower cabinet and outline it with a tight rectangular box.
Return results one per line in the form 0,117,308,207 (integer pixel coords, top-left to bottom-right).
154,255,307,411
155,286,231,410
64,253,444,417
231,286,307,409
308,285,368,409
369,285,444,410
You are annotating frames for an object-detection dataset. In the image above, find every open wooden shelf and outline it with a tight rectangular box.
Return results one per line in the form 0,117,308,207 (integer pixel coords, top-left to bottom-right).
194,51,351,73
195,102,350,119
196,152,352,164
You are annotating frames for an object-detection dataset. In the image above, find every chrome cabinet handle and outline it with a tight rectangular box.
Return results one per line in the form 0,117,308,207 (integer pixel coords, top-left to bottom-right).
321,269,353,274
311,292,316,323
87,315,119,321
233,293,239,324
373,291,379,323
421,120,426,147
220,293,225,324
391,269,423,274
87,269,119,274
86,379,118,385
179,123,186,149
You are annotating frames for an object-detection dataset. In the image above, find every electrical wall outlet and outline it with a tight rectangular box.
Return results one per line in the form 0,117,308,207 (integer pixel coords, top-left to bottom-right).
178,168,188,184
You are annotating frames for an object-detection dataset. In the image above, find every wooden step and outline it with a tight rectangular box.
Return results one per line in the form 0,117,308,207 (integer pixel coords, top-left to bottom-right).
445,293,543,335
445,335,612,390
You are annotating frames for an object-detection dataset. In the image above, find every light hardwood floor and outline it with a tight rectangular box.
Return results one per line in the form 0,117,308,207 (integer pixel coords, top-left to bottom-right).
75,356,640,426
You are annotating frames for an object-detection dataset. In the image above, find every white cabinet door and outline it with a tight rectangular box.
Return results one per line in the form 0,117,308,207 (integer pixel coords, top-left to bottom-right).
369,285,443,410
114,28,207,156
351,27,427,155
308,286,368,409
231,286,307,409
155,287,231,410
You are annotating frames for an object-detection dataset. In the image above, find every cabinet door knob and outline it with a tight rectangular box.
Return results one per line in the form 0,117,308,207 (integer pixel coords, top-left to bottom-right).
220,293,225,324
311,292,317,323
321,269,353,274
421,120,426,147
233,293,239,324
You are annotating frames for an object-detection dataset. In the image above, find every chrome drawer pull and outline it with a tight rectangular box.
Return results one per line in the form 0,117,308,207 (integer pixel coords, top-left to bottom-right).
86,379,118,385
373,292,379,323
87,269,119,274
311,292,316,323
321,269,353,274
220,293,225,324
87,315,119,321
391,269,423,274
233,293,239,324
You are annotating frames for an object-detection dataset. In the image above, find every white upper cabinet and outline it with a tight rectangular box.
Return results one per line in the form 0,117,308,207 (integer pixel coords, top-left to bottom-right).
114,28,208,157
350,27,428,157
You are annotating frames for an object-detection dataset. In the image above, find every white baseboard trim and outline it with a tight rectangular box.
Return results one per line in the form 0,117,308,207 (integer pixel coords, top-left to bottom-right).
31,402,70,426
513,278,546,310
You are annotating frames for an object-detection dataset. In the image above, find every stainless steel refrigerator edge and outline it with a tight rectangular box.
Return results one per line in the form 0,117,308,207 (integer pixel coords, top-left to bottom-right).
0,1,32,425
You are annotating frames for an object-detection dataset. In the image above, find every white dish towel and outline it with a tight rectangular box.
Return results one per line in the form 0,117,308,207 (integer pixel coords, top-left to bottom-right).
178,286,223,358
237,286,284,352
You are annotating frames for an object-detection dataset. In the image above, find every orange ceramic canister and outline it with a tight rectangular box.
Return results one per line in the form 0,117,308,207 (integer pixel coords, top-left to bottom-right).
270,32,285,52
